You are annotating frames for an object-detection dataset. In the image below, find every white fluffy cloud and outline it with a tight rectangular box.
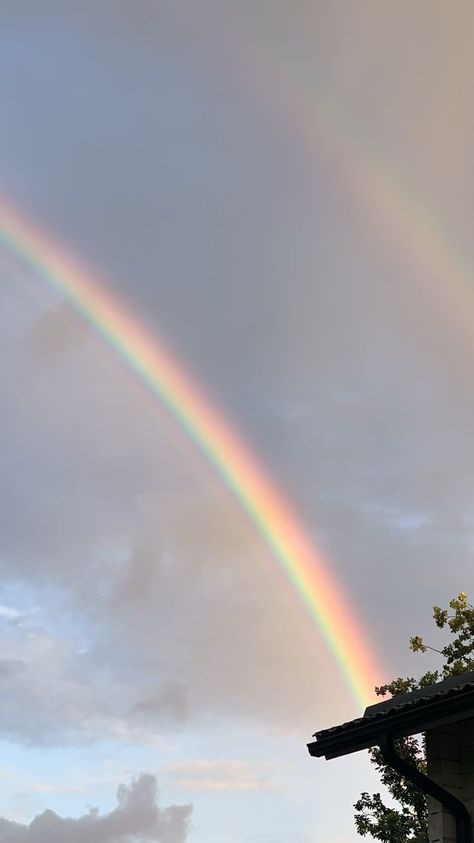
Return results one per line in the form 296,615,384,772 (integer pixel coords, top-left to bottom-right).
0,775,192,843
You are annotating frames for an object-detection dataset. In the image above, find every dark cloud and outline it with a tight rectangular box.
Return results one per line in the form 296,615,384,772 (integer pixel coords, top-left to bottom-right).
0,774,192,842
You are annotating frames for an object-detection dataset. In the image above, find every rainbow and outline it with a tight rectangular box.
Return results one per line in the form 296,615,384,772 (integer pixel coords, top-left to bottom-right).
0,198,382,710
187,9,474,365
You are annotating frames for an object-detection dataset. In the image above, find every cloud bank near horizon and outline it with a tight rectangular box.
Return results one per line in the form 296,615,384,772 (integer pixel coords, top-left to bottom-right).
0,775,192,843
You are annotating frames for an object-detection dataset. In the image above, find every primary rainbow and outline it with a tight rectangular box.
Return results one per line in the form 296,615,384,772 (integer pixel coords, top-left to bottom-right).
0,197,382,710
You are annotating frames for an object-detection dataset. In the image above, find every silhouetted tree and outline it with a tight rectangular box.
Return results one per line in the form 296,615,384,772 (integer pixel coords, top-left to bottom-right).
354,592,474,842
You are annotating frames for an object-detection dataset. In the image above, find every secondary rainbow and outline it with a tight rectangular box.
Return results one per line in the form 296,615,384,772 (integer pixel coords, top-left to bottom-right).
187,9,474,362
0,197,382,710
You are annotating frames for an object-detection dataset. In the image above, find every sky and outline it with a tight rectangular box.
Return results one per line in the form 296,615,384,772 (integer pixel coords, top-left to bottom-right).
1,1,474,841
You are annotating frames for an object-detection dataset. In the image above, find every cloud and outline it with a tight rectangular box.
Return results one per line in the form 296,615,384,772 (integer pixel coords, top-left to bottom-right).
167,760,276,792
3,0,474,757
21,302,88,363
132,685,189,724
0,608,23,621
0,774,192,843
0,294,340,744
0,659,26,679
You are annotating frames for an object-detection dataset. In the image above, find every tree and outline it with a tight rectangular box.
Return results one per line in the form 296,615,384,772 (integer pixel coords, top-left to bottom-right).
354,592,474,842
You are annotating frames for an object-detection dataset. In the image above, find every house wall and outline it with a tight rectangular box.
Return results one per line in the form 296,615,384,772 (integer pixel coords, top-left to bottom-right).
426,718,474,843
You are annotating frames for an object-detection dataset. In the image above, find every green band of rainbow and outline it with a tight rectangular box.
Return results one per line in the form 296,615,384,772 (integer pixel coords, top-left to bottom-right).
0,199,382,710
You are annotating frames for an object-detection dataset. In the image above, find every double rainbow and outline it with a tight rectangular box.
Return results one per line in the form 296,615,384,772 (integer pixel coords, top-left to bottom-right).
0,198,381,710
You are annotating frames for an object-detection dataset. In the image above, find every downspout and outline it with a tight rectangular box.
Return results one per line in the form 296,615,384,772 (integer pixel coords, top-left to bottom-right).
379,733,472,843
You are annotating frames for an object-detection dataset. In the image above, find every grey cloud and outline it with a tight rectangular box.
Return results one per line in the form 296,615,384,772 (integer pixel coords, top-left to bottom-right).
0,659,26,678
3,278,474,742
2,0,474,752
107,486,339,728
0,774,192,843
21,302,88,362
132,685,189,724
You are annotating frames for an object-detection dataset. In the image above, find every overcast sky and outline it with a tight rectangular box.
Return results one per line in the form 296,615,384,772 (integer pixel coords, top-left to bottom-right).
1,2,474,841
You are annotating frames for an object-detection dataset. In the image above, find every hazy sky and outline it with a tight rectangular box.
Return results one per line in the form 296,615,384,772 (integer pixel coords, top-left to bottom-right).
2,2,474,841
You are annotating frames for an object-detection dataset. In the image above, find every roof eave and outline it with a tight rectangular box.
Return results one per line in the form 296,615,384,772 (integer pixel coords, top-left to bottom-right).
308,687,474,760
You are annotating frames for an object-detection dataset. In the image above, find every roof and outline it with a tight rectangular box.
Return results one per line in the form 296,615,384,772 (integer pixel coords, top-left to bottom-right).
308,669,474,760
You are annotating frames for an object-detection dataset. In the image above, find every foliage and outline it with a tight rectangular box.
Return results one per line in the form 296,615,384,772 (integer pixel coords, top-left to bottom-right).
354,592,474,842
